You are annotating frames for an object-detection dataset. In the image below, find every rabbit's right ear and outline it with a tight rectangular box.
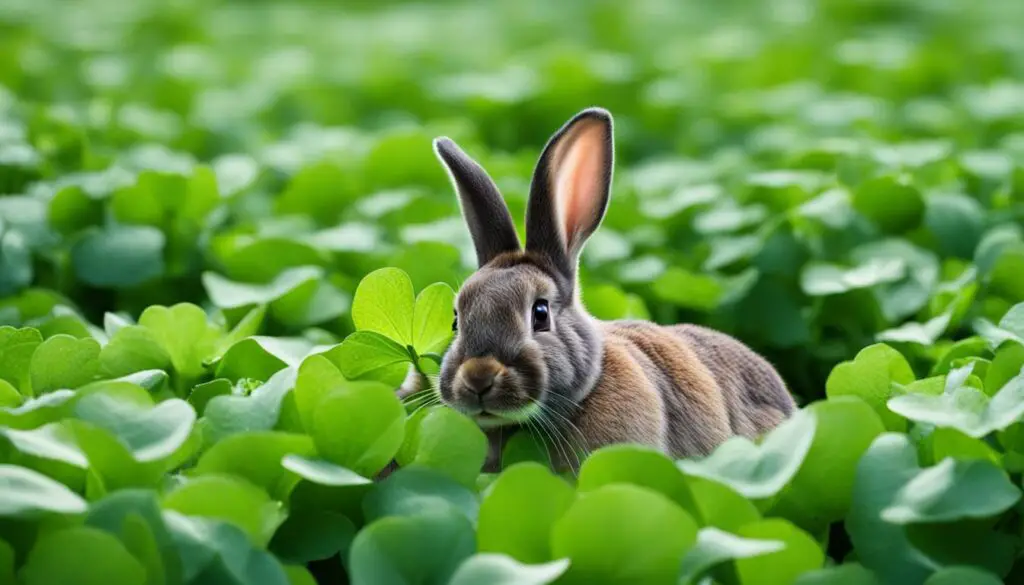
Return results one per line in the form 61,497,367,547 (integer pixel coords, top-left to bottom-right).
434,137,522,267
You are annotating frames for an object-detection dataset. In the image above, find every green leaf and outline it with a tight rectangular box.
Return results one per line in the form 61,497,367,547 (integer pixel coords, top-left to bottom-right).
0,421,88,467
852,175,925,234
281,454,372,487
163,511,291,585
312,378,405,476
162,474,285,547
352,267,415,344
29,333,101,393
688,475,762,532
888,369,1024,438
846,433,934,584
203,266,322,309
215,336,312,382
733,519,825,585
398,406,486,487
292,354,345,432
74,390,196,462
0,325,41,392
137,303,220,386
826,343,915,431
203,367,297,443
348,509,476,585
0,389,76,429
881,458,1021,524
0,462,88,516
793,564,882,585
772,397,885,529
801,258,905,296
329,330,411,380
71,225,165,288
193,431,316,497
84,489,182,585
448,555,570,585
652,267,723,311
0,539,14,585
270,508,356,564
97,325,171,383
551,484,698,585
677,408,817,499
412,282,455,355
577,443,699,515
19,526,146,585
677,527,785,585
363,467,479,525
477,462,575,564
923,566,1004,585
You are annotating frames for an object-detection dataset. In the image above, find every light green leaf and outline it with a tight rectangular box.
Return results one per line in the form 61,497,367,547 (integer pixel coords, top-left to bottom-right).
293,354,346,433
203,367,298,443
0,463,88,516
771,397,885,529
74,390,196,462
311,378,405,476
0,421,88,467
397,406,486,487
449,555,570,585
99,325,173,380
412,282,455,355
138,303,221,385
29,333,101,393
852,175,925,234
882,458,1021,524
352,267,415,344
887,369,1024,438
652,267,723,311
678,527,785,585
826,343,915,431
733,519,825,585
0,325,41,392
801,258,905,296
281,454,372,487
577,443,698,515
477,462,575,564
551,484,698,585
193,431,316,497
162,474,285,548
677,408,817,499
330,330,411,380
20,526,146,585
203,266,322,309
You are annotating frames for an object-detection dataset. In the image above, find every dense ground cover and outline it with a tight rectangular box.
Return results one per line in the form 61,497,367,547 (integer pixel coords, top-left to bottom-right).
2,0,1024,583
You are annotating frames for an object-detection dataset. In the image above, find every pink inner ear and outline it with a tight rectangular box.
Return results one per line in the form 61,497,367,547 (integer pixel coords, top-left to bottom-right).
552,122,606,253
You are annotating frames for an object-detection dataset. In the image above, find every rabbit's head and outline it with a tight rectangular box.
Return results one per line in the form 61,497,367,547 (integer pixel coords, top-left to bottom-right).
433,108,614,428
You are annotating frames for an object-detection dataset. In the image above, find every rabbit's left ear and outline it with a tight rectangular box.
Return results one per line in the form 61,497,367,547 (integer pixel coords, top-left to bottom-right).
525,107,614,279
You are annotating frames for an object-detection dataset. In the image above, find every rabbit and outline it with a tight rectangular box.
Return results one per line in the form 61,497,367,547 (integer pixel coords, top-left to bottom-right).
423,107,797,474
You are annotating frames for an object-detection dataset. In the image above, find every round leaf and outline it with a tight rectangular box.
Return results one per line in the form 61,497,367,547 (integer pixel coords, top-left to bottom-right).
551,484,698,585
20,526,146,585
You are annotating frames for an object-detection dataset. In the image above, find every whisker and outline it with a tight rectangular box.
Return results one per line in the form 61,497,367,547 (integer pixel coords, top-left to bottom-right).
534,401,584,475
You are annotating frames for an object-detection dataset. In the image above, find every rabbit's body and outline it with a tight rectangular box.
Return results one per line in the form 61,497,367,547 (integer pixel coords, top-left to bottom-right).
576,321,792,463
429,107,796,474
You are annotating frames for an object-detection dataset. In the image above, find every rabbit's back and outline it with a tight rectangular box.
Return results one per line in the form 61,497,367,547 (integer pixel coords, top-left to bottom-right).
669,324,795,438
598,320,794,458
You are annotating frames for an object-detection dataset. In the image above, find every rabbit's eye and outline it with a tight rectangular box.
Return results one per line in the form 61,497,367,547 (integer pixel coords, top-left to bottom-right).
532,299,550,332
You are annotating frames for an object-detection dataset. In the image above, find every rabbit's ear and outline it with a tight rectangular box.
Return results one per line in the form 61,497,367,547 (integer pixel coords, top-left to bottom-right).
525,107,614,278
434,137,522,267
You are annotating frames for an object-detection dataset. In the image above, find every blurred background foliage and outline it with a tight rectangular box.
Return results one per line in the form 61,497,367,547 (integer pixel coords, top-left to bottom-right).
2,0,1024,403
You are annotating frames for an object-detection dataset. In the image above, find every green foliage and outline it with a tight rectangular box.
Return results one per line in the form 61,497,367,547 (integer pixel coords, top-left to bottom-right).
3,0,1024,583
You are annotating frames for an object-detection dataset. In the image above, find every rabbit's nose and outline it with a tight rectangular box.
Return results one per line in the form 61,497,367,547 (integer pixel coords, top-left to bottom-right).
459,357,503,395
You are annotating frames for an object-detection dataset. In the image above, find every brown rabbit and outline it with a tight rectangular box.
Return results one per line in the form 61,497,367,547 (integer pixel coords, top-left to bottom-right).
426,107,796,473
